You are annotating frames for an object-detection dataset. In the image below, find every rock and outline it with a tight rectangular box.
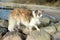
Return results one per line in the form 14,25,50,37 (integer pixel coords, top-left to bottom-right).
0,26,8,33
0,19,8,28
52,31,60,40
54,22,60,31
0,26,8,35
50,17,58,24
0,26,8,40
41,26,56,35
0,33,2,40
26,30,51,40
39,17,50,27
40,17,50,24
1,32,22,40
22,28,30,34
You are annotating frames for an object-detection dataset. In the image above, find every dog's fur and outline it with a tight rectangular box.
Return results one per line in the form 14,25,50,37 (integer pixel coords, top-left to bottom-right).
8,8,42,32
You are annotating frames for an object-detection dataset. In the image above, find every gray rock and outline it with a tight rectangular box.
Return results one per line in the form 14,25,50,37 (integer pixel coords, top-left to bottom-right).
0,26,8,40
52,31,60,40
1,32,22,40
0,19,8,28
40,17,50,24
39,17,50,27
54,22,60,31
0,33,2,40
41,26,56,35
0,26,8,35
26,30,51,40
50,17,57,23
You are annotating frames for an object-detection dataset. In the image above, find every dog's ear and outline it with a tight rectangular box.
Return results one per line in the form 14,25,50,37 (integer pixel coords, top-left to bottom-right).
35,10,38,13
39,10,44,17
32,9,44,18
35,10,44,17
32,10,36,17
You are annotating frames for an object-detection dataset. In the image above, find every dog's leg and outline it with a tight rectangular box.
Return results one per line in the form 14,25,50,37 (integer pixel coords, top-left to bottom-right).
8,17,16,32
34,25,40,31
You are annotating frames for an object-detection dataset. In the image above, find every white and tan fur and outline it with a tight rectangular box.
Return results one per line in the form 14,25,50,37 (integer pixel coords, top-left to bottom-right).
8,8,43,32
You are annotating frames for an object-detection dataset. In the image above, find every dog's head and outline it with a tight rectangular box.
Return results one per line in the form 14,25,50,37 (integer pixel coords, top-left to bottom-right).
32,10,43,18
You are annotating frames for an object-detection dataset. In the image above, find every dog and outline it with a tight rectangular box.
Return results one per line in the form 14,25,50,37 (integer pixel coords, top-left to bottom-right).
8,8,43,32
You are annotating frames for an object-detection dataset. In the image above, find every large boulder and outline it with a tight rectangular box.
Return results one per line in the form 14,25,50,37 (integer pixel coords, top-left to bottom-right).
26,30,51,40
1,32,22,40
41,26,56,35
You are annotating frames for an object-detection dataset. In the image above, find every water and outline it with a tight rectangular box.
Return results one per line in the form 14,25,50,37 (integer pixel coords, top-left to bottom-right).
0,8,60,21
0,9,57,20
0,9,12,20
0,0,14,2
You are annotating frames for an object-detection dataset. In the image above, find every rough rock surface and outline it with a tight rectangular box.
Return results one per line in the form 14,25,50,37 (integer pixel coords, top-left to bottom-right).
0,26,8,39
40,17,50,24
39,17,50,27
26,30,51,40
1,32,22,40
0,19,8,28
41,26,56,35
52,31,60,40
54,22,60,31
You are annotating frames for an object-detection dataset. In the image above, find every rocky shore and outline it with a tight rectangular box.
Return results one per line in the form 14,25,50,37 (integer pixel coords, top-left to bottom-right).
0,15,60,40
